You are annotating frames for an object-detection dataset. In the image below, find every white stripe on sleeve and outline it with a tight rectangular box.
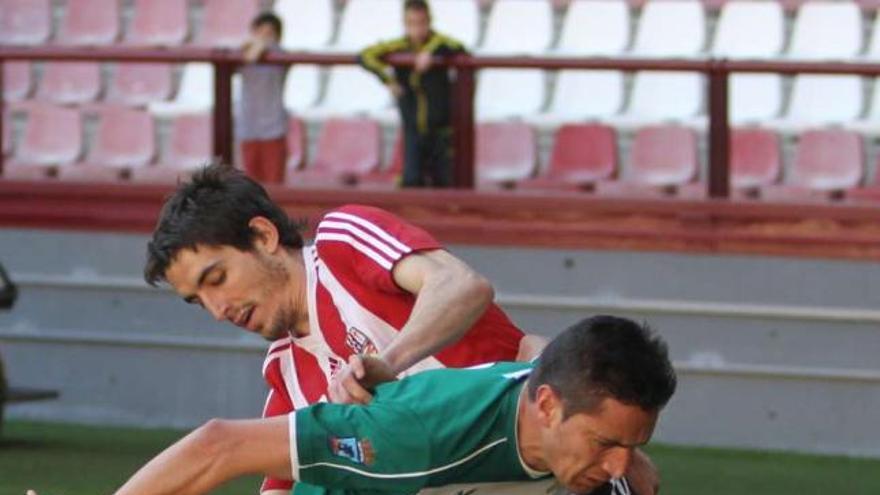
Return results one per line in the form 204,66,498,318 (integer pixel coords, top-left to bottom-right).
323,211,413,254
315,232,394,270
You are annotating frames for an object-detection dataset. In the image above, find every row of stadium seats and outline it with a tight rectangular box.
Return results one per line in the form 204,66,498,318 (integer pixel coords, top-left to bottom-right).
4,104,879,202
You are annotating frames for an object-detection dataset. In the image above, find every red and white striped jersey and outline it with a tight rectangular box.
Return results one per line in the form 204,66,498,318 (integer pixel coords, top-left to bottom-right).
260,205,524,493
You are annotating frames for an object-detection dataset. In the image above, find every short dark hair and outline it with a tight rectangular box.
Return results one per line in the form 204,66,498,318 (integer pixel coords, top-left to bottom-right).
528,315,677,417
144,163,304,286
251,11,283,40
404,0,431,15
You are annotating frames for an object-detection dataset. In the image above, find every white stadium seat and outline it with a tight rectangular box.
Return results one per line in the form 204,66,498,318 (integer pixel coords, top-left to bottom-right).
283,65,322,112
556,0,630,56
301,66,391,118
476,69,546,121
632,0,705,57
276,0,334,51
334,0,402,50
149,63,213,117
481,0,553,55
432,0,480,48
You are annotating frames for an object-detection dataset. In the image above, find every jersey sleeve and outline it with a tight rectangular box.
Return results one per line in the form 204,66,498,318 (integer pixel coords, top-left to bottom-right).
315,205,443,294
290,401,432,492
261,349,296,493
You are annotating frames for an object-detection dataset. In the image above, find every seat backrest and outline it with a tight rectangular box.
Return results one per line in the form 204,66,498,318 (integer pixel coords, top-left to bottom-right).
546,124,617,182
482,0,552,54
633,0,705,56
789,2,862,59
197,0,259,47
335,0,402,50
17,104,83,165
557,0,630,55
792,129,864,190
175,63,215,108
283,65,322,111
108,63,174,106
730,128,780,189
432,0,480,48
548,70,624,119
311,118,382,174
627,72,703,120
320,66,391,114
713,1,784,58
89,107,156,167
729,73,783,124
58,0,119,45
168,114,212,168
0,0,51,44
476,68,546,120
127,0,188,46
276,0,334,50
36,62,102,104
629,125,698,186
286,117,307,172
787,75,863,125
3,62,32,102
476,122,537,182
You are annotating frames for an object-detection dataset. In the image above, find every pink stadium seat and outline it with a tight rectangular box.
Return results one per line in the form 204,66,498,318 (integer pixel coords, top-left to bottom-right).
196,0,259,47
597,125,698,197
730,128,781,190
476,122,538,188
57,0,120,45
127,0,189,46
167,114,212,168
287,118,381,187
357,130,404,188
36,62,102,104
764,130,864,201
3,62,32,102
286,117,307,174
517,124,617,191
107,63,174,106
0,0,51,45
14,104,82,165
85,107,156,168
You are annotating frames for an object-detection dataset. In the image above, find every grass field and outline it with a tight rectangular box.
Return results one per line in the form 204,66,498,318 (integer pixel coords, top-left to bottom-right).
2,421,879,495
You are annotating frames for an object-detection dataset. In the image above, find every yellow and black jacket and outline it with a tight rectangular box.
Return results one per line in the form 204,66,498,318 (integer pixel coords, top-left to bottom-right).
359,31,467,134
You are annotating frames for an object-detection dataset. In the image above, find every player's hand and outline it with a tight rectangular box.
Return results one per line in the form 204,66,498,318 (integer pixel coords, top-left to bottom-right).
328,355,396,405
625,449,660,495
414,51,433,73
387,81,404,99
242,38,268,63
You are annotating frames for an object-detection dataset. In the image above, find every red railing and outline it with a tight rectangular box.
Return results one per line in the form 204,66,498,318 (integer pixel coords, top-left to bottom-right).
4,46,880,198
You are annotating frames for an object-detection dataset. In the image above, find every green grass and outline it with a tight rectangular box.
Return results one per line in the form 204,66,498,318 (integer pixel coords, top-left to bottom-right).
1,421,879,495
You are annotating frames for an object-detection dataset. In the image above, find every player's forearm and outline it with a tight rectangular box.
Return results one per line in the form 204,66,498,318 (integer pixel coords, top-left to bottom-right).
115,417,293,495
515,334,549,362
381,268,493,373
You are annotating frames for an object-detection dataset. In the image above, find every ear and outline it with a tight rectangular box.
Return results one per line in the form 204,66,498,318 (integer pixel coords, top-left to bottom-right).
534,384,563,429
248,216,281,254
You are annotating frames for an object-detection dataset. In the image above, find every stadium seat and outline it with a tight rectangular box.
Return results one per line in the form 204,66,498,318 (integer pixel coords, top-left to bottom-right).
286,117,307,173
302,66,391,118
107,63,174,106
287,118,382,186
357,131,404,188
712,1,785,124
126,0,189,46
789,2,862,60
730,128,782,191
597,125,698,196
57,0,120,45
481,0,553,55
196,0,259,48
283,65,322,112
611,72,703,128
56,163,126,183
0,0,52,45
10,104,82,169
631,0,706,58
530,0,628,126
84,107,156,168
149,64,213,117
432,0,480,48
36,62,102,105
476,69,546,121
165,114,212,169
334,0,402,51
276,0,333,50
790,130,863,191
3,62,32,102
476,122,538,187
517,124,617,191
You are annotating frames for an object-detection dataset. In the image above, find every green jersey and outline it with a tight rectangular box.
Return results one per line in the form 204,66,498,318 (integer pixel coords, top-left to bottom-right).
290,361,550,494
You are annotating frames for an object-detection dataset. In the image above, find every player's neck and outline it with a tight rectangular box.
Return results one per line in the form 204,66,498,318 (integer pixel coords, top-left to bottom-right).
284,247,310,337
516,387,550,473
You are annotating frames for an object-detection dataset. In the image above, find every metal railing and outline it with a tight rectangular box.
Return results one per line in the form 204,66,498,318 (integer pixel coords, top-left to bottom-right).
3,46,880,197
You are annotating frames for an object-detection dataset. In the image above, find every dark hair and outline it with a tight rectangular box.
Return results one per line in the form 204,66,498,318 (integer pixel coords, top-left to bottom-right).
404,0,431,15
527,315,677,416
144,163,304,286
251,11,283,40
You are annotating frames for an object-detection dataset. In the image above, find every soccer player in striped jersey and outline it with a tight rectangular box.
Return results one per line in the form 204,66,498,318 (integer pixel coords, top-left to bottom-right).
106,315,677,495
141,164,658,494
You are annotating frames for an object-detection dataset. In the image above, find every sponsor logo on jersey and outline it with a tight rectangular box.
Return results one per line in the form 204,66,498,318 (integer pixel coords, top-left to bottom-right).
345,326,379,355
328,436,375,465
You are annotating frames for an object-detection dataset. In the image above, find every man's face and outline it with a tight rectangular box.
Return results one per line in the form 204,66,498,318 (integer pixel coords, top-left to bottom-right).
540,395,658,494
164,243,293,341
404,8,431,45
252,22,279,44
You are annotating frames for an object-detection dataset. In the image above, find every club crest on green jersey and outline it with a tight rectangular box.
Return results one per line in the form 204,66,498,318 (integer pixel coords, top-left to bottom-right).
328,436,375,465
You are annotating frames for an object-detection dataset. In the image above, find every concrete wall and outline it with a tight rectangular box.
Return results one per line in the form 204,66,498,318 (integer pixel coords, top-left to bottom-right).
1,228,878,456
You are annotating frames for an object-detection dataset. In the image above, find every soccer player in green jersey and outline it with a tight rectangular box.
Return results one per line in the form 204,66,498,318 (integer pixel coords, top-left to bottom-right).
68,315,678,495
